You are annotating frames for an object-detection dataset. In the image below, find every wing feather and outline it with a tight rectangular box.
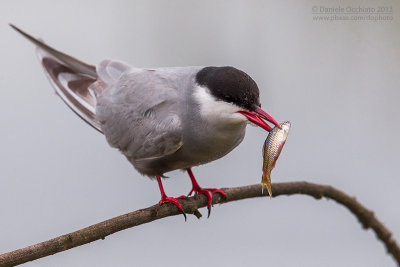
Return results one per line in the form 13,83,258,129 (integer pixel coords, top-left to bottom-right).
11,24,185,161
10,24,103,132
96,67,183,160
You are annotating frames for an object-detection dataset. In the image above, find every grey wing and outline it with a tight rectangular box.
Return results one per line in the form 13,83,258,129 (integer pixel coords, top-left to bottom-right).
96,62,183,160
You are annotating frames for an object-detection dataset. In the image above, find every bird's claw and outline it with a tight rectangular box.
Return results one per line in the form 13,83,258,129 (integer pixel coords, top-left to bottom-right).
177,195,189,200
189,187,226,218
159,196,187,221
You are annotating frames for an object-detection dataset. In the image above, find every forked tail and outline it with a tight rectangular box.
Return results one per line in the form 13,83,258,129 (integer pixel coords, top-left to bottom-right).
10,24,103,132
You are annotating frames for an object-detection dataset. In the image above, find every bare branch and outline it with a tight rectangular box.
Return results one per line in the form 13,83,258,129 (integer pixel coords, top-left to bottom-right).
0,181,399,266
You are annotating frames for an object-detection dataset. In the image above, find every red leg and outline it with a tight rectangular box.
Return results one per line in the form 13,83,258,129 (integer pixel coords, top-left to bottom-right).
157,176,186,221
186,168,226,217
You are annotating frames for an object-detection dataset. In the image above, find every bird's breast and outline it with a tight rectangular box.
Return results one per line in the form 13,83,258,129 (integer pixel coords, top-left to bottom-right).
129,123,246,177
179,119,247,166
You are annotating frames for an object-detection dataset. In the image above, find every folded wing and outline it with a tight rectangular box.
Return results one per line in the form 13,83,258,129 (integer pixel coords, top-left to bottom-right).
11,24,184,162
95,64,183,161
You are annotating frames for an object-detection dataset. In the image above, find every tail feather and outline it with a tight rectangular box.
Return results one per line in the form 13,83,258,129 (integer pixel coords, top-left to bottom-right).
10,24,103,132
42,57,101,131
9,24,97,77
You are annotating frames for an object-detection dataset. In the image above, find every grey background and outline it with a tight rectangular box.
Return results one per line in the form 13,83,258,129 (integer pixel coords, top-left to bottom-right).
1,0,399,266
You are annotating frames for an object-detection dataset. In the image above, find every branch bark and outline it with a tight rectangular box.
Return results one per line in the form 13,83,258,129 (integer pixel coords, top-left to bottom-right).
1,181,399,266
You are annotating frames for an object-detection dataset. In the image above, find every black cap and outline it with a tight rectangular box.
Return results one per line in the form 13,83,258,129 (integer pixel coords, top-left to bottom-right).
195,66,261,111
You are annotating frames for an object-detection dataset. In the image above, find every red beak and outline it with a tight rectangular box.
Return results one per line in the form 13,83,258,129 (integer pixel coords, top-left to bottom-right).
238,106,280,132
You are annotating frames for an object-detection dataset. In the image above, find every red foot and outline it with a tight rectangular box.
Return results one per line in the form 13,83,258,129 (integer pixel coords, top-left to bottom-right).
159,196,186,221
157,176,186,221
192,187,226,216
186,169,226,218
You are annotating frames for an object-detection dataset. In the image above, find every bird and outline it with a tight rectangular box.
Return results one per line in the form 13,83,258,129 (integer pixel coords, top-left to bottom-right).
10,24,280,219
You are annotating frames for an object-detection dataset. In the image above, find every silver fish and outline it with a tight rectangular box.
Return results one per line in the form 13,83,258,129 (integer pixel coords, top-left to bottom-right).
262,121,291,197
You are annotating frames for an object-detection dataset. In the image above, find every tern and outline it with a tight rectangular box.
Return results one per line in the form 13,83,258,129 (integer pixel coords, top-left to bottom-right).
10,24,280,219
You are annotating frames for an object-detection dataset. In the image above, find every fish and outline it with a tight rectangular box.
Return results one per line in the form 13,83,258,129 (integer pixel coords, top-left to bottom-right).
262,121,291,197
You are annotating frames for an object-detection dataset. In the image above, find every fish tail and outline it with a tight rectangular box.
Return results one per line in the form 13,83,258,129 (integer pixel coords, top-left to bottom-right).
261,169,272,198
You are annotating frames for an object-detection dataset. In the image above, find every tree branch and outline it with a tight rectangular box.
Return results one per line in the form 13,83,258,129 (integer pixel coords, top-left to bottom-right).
1,181,399,266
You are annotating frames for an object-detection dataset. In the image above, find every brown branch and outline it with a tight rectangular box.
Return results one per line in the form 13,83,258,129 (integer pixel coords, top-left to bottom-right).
0,181,399,266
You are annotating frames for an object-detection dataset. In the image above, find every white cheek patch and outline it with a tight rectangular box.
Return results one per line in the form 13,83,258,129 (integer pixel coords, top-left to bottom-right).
193,85,248,123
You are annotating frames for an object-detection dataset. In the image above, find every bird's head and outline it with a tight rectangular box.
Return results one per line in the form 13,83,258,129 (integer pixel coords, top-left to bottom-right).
195,66,280,132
